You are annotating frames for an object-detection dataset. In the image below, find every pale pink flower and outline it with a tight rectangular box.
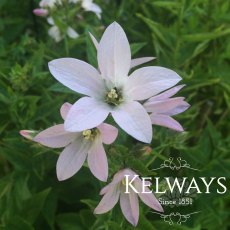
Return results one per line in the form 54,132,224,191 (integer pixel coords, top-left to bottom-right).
94,168,163,226
20,102,118,182
48,22,181,143
143,85,190,132
33,8,49,17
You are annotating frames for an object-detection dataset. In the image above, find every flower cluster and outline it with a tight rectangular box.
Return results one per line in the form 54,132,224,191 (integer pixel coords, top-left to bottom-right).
33,0,102,42
20,22,189,226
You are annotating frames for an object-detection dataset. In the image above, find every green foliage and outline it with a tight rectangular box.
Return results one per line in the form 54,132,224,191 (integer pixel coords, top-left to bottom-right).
0,0,230,229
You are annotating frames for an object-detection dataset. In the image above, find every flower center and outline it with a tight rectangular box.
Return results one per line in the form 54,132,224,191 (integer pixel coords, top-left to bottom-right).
82,128,98,141
105,87,123,106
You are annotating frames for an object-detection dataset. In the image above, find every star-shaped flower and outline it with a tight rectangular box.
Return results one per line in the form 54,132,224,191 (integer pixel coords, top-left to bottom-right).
48,22,181,143
20,102,118,182
94,168,163,226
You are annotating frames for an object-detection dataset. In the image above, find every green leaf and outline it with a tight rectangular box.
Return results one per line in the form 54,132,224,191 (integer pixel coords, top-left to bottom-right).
49,82,76,94
182,27,230,42
136,213,157,230
130,42,147,56
136,14,171,49
4,216,34,230
80,199,98,210
80,209,96,228
21,188,51,224
107,221,123,230
56,213,84,230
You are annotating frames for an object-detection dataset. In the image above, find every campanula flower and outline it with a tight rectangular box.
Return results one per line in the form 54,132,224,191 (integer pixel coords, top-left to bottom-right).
94,168,163,226
48,22,181,143
20,102,118,182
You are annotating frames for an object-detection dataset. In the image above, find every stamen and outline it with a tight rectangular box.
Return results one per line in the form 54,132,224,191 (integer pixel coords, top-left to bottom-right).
82,129,92,140
82,128,98,141
107,89,118,99
105,87,123,106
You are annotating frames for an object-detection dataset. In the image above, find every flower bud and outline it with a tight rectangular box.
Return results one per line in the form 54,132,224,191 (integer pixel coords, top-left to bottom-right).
33,8,49,17
20,130,37,140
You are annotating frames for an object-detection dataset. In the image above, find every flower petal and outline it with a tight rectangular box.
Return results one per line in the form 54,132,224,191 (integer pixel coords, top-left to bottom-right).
165,101,190,116
83,2,102,19
94,185,120,214
120,190,139,226
126,67,182,100
110,168,137,186
150,114,184,132
88,138,108,182
60,102,72,120
97,123,118,144
100,184,112,195
144,97,186,113
148,84,185,101
100,168,137,196
134,179,163,212
48,58,103,98
100,168,138,195
48,26,62,42
112,101,152,143
98,22,131,84
89,32,99,50
67,27,79,39
56,137,90,181
47,17,54,25
130,57,155,69
64,97,110,132
33,124,77,148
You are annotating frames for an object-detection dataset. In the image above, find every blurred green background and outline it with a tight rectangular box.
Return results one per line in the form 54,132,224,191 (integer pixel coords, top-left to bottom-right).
0,0,230,229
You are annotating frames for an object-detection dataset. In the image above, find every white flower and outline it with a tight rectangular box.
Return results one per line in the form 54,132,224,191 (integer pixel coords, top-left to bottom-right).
82,0,102,19
69,0,102,18
48,25,62,42
39,0,61,8
48,22,181,143
47,17,79,42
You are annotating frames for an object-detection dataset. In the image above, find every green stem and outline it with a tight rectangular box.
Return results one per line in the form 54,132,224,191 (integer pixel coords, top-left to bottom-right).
64,36,69,56
64,0,69,56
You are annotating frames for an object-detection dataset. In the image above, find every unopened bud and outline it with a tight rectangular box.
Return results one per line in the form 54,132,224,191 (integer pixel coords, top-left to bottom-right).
142,146,152,155
33,8,49,17
20,130,37,140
